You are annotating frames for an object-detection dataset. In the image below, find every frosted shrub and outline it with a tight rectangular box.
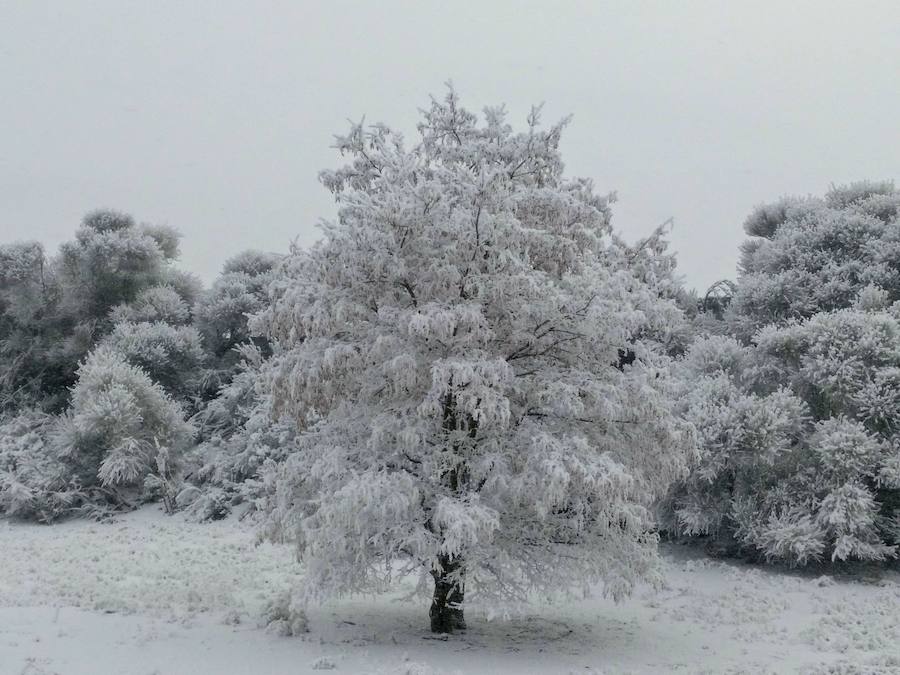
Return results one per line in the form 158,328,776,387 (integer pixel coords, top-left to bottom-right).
176,484,232,521
2,210,194,412
0,411,80,522
668,309,900,564
193,249,281,390
668,181,900,566
57,346,194,503
100,321,206,400
185,346,297,520
0,241,61,410
56,211,173,326
754,309,900,432
261,590,309,636
664,337,808,546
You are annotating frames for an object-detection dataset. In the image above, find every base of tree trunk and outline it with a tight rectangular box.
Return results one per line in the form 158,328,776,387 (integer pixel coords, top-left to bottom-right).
430,557,466,633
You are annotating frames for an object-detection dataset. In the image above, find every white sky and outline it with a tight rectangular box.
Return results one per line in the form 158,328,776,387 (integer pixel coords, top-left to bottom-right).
2,0,898,291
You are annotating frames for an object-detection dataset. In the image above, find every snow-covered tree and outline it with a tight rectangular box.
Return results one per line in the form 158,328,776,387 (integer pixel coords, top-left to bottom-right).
258,89,696,631
194,250,281,377
110,285,192,325
666,182,900,565
55,209,179,328
0,210,196,412
729,181,900,338
181,343,298,521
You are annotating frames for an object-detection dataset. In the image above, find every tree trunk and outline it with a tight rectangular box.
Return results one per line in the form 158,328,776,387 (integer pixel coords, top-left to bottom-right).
429,554,466,633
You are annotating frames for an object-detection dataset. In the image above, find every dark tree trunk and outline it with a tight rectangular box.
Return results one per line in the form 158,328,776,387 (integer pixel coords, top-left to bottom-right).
429,554,466,633
428,386,470,633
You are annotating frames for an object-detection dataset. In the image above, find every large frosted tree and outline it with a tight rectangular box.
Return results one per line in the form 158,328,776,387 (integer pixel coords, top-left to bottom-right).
259,89,695,632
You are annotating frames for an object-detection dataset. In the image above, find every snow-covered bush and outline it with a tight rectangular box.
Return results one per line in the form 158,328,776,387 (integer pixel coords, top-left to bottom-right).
261,590,309,636
257,88,696,631
0,241,63,411
746,310,900,562
183,345,297,520
56,346,195,502
666,310,900,564
176,483,232,521
194,251,280,357
0,241,48,325
660,336,807,547
56,210,176,328
0,411,81,522
100,320,206,401
666,181,900,566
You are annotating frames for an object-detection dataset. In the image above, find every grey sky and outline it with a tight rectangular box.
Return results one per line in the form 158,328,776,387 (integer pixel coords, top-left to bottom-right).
2,0,898,291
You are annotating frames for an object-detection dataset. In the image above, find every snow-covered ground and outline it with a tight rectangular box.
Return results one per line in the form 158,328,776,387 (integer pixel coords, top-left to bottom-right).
2,509,899,675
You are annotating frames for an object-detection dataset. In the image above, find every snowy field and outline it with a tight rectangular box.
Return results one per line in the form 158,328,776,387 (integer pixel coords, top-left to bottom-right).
1,509,898,675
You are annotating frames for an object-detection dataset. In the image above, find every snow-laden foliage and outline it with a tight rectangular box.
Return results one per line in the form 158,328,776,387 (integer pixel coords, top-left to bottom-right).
0,217,287,519
0,210,193,412
181,344,298,521
0,241,61,410
110,285,192,325
664,337,809,544
666,181,900,566
56,211,178,328
56,346,195,498
667,307,900,564
194,250,280,370
256,89,696,628
729,181,900,338
100,320,206,401
0,241,48,326
0,410,78,522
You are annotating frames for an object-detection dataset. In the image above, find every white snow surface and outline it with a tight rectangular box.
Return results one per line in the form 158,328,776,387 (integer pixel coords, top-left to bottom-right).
1,508,899,675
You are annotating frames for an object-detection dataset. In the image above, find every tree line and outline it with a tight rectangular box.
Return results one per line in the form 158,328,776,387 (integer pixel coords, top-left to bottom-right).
2,89,898,631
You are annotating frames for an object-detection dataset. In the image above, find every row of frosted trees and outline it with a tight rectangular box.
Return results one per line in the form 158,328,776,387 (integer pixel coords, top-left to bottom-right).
0,210,283,521
2,89,898,631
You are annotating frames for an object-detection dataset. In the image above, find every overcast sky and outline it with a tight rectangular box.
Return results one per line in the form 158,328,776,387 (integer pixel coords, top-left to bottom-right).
2,0,898,290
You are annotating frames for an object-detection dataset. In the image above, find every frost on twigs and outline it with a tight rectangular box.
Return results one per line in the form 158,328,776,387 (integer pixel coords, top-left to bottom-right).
258,86,696,628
